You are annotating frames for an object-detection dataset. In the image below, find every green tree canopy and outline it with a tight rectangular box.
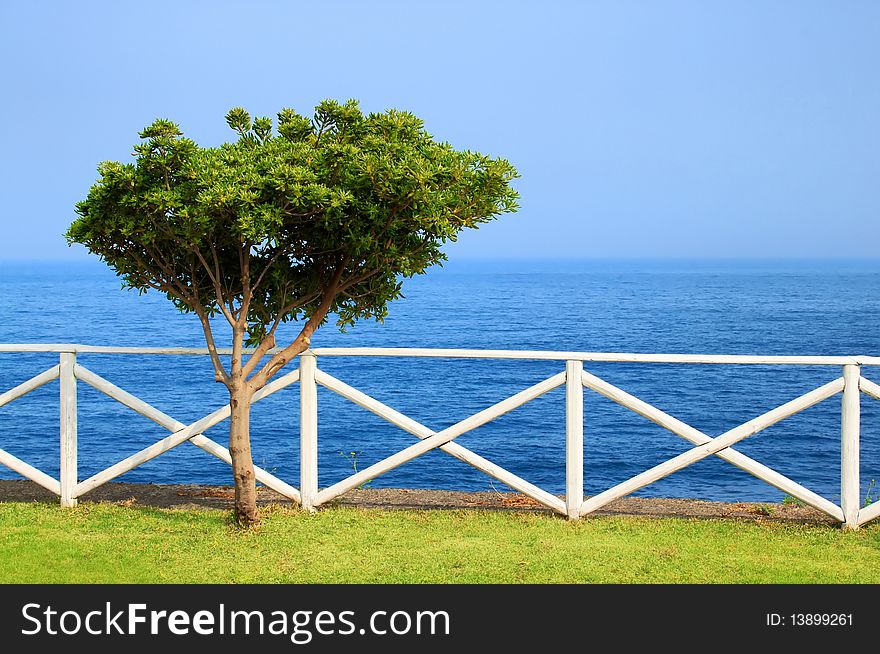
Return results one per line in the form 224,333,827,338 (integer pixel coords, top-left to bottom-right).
67,99,519,524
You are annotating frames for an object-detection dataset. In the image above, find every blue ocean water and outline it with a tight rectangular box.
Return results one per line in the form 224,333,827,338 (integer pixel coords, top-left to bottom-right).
1,258,879,504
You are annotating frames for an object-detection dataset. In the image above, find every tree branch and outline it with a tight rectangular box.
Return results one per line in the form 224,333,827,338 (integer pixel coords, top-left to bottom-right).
193,246,236,325
240,286,324,379
246,261,346,391
128,244,198,307
208,240,236,318
249,246,284,296
188,262,229,384
338,267,381,294
194,308,229,384
238,240,252,328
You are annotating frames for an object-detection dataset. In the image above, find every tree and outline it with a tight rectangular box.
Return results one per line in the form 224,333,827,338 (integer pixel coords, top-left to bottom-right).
67,99,519,525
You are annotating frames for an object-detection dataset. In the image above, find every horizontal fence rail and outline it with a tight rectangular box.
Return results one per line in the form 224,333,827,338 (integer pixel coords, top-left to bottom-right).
0,344,878,528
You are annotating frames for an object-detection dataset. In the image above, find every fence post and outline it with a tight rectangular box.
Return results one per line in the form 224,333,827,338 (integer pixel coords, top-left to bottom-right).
59,351,77,507
841,363,860,529
300,351,318,512
566,360,584,520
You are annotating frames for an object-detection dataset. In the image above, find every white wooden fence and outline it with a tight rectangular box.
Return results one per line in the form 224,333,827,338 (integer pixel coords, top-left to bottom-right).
1,344,879,529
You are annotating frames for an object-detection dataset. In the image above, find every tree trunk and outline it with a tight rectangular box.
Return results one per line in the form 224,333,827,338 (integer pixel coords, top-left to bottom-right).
229,384,259,526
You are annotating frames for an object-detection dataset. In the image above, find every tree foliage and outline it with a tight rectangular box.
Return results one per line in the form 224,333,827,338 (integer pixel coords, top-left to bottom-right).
67,99,519,524
68,100,519,387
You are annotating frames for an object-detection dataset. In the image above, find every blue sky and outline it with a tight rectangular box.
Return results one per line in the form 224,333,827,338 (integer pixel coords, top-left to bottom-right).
0,1,877,261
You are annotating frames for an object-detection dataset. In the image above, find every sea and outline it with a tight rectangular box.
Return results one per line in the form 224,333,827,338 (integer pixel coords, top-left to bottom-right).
1,258,879,504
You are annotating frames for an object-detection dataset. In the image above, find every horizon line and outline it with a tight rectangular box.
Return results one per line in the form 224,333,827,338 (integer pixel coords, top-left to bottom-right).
3,255,880,265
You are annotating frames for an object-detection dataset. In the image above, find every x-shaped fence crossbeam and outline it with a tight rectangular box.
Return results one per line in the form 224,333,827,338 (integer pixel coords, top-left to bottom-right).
312,369,568,513
855,376,880,525
72,365,302,501
0,365,63,494
577,369,846,520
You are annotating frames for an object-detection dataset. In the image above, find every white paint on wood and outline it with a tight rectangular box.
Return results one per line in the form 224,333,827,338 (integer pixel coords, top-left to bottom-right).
315,369,567,514
0,344,79,353
565,360,584,520
580,377,845,516
75,364,195,432
857,498,880,526
0,448,61,494
580,370,845,521
315,372,566,506
73,403,232,497
73,365,301,498
310,347,859,366
0,365,59,408
299,353,318,511
0,343,874,366
0,344,266,355
59,353,77,507
858,376,880,401
0,344,870,521
74,364,299,428
74,365,234,496
841,364,861,529
189,435,301,502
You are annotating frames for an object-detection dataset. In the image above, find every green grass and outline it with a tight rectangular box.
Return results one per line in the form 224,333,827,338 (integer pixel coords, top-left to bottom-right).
1,502,878,583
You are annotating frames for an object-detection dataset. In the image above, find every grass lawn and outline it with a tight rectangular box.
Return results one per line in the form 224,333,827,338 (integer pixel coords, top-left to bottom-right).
0,502,878,583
